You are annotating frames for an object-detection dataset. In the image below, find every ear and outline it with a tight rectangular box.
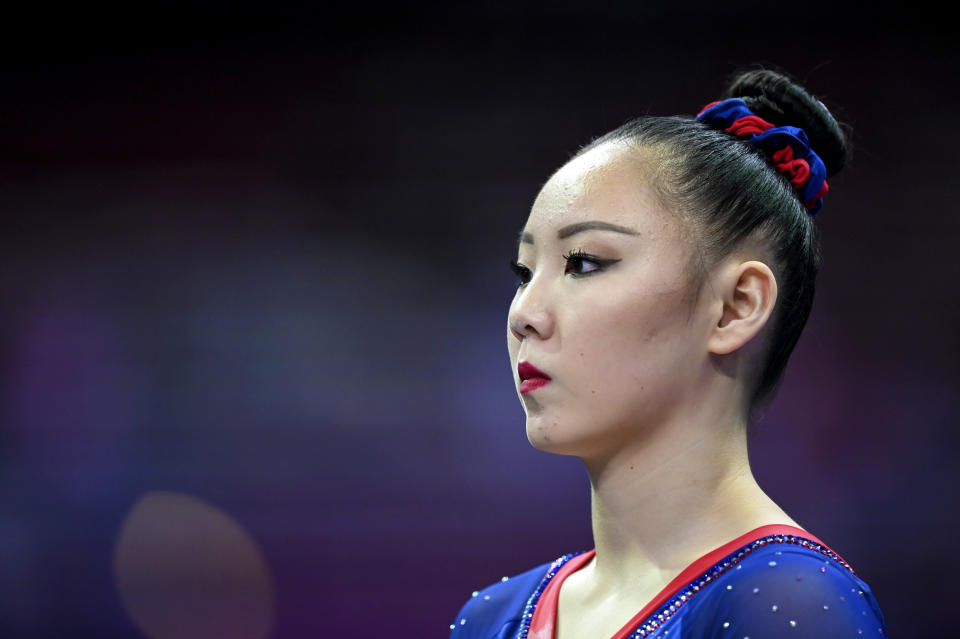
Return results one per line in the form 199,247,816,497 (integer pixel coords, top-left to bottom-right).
708,260,778,356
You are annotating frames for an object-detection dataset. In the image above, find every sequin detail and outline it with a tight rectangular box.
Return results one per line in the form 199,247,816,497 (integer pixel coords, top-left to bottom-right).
515,552,583,639
622,535,855,638
514,535,855,639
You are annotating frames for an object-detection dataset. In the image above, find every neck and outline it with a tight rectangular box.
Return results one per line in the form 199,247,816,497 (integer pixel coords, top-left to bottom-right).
580,398,797,592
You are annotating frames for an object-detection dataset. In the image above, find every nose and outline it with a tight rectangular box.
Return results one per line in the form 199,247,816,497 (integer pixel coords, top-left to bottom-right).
508,279,554,343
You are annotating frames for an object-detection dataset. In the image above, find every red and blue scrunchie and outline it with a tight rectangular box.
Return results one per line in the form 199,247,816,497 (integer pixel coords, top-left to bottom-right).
696,98,829,216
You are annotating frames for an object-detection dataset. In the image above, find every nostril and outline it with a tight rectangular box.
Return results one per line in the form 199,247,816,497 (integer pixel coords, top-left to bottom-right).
509,316,536,339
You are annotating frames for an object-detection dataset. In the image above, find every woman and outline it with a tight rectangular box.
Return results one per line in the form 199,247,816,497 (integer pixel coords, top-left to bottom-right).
449,69,887,638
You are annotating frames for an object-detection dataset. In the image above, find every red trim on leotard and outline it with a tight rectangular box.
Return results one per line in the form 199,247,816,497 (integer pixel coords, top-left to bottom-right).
527,524,833,639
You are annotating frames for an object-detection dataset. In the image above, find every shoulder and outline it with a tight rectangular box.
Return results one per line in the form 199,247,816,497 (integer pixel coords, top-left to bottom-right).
447,557,559,639
681,540,887,638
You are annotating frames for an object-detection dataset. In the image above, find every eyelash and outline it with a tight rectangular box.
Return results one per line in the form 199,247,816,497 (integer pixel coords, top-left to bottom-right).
510,249,611,288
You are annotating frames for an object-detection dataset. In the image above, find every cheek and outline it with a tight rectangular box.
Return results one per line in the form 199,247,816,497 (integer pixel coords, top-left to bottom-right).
571,291,694,392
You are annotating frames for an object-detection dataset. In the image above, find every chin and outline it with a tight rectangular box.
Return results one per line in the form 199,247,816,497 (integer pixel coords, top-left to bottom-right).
524,405,639,461
525,418,597,458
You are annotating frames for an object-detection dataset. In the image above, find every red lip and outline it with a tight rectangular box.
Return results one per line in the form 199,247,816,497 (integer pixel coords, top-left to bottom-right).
518,361,551,394
518,361,551,381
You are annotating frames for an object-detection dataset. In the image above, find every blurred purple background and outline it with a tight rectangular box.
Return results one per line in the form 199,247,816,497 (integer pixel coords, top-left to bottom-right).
1,3,957,637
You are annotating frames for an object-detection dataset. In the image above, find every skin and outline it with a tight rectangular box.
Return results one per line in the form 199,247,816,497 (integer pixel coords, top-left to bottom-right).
506,140,800,639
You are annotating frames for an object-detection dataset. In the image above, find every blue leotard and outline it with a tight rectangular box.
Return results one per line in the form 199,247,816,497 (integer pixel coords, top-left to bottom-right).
449,525,886,638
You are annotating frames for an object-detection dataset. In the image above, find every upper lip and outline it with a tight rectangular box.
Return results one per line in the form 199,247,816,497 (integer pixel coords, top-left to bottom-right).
518,361,551,381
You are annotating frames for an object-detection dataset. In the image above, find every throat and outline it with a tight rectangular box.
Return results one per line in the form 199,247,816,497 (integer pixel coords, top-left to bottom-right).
582,417,792,580
555,557,675,639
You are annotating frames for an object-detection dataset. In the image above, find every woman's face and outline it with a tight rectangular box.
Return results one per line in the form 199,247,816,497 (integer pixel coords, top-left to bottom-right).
507,142,716,460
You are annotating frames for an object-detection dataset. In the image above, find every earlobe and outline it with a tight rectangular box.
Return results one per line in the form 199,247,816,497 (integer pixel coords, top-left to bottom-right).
708,260,778,356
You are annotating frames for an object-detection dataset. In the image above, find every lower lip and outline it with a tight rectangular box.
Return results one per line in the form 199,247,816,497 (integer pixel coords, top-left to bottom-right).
519,378,551,394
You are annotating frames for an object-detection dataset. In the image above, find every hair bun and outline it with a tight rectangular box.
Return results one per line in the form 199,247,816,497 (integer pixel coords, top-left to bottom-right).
721,69,847,177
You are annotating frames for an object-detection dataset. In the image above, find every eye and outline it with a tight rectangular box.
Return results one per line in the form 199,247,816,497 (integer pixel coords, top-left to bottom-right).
510,259,532,288
563,248,607,277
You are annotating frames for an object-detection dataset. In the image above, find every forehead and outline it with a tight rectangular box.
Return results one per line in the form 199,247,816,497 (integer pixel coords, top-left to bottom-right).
523,142,675,242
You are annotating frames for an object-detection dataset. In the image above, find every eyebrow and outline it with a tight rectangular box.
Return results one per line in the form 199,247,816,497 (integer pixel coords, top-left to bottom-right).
517,220,640,245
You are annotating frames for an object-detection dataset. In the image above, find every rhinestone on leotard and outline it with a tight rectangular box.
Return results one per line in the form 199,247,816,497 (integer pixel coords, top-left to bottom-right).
510,534,859,639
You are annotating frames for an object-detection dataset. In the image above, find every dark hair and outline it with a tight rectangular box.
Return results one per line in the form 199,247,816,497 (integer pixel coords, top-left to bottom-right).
574,68,848,416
